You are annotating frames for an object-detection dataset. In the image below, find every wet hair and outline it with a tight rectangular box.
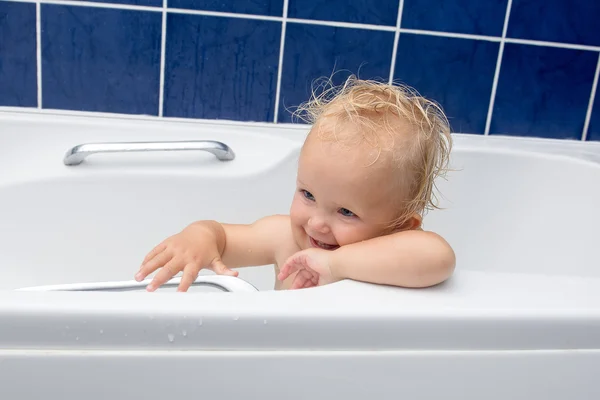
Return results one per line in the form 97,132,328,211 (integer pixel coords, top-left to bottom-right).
292,75,452,229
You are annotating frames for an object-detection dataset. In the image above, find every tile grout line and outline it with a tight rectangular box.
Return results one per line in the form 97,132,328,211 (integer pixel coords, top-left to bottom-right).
167,6,280,21
400,28,499,42
288,16,395,32
158,0,167,117
581,53,600,141
504,37,599,52
8,0,160,12
272,0,289,123
388,0,404,84
35,0,42,109
484,0,512,136
5,0,600,51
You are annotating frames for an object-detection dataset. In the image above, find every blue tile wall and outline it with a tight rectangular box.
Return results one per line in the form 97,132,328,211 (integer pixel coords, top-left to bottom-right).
278,23,394,123
588,86,600,142
402,0,508,36
0,1,37,107
65,0,163,6
169,0,283,17
394,34,498,135
42,4,161,115
288,0,399,26
0,0,599,141
164,14,280,121
490,44,596,140
508,0,600,47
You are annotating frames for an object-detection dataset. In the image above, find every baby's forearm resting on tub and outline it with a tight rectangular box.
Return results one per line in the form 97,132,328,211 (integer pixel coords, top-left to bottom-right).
218,215,287,268
331,230,456,288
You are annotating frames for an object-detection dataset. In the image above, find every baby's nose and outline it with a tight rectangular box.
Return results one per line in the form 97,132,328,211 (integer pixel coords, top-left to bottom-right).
308,216,330,233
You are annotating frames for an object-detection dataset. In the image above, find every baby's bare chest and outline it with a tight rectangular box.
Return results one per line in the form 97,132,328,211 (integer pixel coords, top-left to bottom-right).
272,241,302,290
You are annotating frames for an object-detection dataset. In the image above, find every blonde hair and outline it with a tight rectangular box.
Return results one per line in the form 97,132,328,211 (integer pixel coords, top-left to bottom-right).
292,75,452,229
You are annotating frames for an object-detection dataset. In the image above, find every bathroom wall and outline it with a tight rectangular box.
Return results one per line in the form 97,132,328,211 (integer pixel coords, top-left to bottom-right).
0,0,598,141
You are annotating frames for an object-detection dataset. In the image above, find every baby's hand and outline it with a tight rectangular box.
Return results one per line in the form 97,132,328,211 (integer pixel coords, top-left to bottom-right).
278,248,337,289
135,224,238,292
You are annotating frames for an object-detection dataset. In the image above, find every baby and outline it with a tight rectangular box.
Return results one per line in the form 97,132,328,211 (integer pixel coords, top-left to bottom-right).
135,77,456,292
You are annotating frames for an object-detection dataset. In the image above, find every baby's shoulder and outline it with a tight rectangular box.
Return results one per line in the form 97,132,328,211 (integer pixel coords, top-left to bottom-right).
258,214,300,264
253,214,294,244
256,214,291,230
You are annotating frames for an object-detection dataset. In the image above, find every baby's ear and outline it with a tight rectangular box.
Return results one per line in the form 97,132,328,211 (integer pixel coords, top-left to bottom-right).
393,214,422,232
403,214,422,231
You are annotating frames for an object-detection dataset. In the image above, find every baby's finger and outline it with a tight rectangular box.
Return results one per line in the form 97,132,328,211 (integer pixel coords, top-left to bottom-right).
146,258,182,292
210,259,239,277
177,264,199,292
303,278,316,289
136,249,172,281
297,270,319,289
277,268,291,281
291,271,310,289
278,259,298,281
141,242,167,266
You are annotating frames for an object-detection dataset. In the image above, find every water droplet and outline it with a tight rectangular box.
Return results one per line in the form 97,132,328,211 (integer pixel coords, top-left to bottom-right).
233,316,239,321
167,333,175,342
263,320,268,325
75,337,79,341
182,330,187,337
99,330,104,334
198,318,203,326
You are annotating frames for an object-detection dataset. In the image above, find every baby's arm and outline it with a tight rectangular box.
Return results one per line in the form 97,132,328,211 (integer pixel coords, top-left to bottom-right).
280,230,455,289
219,215,291,268
330,230,455,288
136,215,290,291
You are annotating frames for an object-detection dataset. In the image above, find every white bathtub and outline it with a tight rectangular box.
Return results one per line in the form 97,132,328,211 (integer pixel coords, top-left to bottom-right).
1,110,599,399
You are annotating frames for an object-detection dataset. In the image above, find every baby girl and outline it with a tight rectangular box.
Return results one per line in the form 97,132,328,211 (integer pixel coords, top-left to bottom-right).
135,77,455,291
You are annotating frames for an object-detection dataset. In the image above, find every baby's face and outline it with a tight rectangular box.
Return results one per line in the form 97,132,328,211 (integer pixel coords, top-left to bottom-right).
290,129,409,252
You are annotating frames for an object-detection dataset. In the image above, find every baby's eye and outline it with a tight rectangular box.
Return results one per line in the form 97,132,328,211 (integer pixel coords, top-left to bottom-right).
301,190,315,201
339,208,356,217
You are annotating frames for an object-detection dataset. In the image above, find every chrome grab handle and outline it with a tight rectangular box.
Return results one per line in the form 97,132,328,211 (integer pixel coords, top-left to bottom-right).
63,140,235,166
16,275,258,293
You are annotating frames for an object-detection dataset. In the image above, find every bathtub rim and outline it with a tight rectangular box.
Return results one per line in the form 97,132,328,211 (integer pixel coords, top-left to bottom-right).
1,110,600,352
1,109,600,187
1,107,600,150
1,270,600,352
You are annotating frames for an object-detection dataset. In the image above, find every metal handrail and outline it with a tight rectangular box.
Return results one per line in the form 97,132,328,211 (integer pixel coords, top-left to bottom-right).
16,275,258,293
63,140,235,166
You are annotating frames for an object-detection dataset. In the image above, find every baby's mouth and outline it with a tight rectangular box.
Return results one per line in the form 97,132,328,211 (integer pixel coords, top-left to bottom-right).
309,236,339,251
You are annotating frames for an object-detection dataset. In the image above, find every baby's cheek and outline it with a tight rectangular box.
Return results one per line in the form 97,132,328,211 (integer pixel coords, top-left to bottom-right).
334,225,363,246
338,222,385,246
289,199,303,222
